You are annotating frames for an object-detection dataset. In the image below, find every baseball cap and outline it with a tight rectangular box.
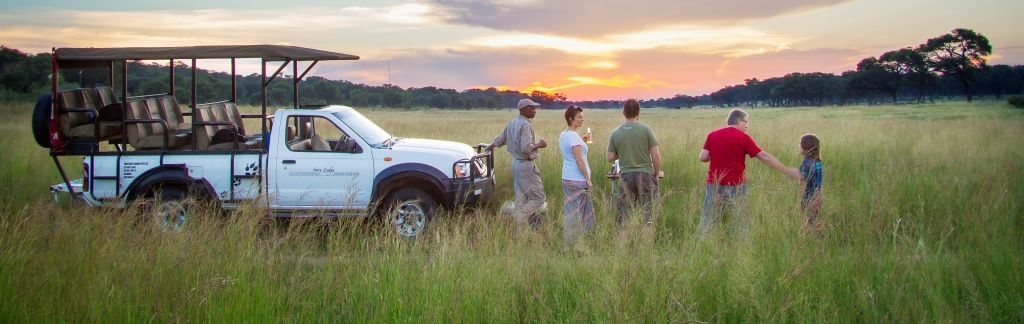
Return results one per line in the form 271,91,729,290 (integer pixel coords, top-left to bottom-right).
517,98,541,109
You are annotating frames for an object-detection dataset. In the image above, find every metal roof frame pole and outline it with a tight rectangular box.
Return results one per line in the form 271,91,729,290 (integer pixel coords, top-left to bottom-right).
297,60,318,81
169,59,175,95
50,48,59,150
121,60,128,149
261,59,289,139
109,60,119,151
292,60,298,108
231,58,236,102
261,59,267,137
293,60,318,108
261,58,268,194
108,61,114,89
264,60,290,86
192,59,198,150
191,59,197,108
49,49,76,196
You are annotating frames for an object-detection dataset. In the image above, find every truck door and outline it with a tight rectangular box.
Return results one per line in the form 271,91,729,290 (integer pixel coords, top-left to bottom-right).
271,115,375,209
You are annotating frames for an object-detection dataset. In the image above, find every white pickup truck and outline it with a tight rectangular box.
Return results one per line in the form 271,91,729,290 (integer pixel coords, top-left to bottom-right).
39,45,494,237
52,105,494,236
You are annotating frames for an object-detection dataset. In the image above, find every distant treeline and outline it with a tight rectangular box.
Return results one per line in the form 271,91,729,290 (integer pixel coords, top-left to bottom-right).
694,28,1023,108
0,29,1021,109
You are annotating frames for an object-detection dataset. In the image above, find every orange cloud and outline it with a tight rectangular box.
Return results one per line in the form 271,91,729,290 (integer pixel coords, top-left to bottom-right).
468,85,515,91
466,25,799,58
584,60,619,70
524,75,669,94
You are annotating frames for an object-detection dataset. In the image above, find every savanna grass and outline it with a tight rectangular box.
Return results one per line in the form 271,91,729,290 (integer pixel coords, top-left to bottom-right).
1,100,1022,322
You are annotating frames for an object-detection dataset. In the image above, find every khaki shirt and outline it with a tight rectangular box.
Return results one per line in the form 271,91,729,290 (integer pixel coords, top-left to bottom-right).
493,115,539,160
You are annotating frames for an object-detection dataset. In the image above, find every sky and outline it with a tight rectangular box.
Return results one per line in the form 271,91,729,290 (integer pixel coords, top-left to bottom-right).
0,0,1021,100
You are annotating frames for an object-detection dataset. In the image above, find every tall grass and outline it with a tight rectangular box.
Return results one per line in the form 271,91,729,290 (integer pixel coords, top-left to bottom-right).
1,101,1022,322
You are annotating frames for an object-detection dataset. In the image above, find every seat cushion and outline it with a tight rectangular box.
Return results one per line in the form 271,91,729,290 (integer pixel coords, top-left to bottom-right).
206,142,251,151
311,133,330,152
67,121,121,139
95,86,120,107
124,100,152,146
56,89,98,135
133,133,188,150
288,140,310,151
158,96,185,131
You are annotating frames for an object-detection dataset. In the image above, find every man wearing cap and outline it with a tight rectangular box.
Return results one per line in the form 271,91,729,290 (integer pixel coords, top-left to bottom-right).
487,98,548,228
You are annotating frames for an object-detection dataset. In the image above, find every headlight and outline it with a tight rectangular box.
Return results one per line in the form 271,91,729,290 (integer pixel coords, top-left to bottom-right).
455,163,471,178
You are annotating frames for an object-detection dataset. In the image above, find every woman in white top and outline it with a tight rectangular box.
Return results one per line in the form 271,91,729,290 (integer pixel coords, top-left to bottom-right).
559,106,595,247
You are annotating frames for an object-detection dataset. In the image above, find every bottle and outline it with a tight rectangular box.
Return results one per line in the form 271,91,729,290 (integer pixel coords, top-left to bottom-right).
585,127,593,144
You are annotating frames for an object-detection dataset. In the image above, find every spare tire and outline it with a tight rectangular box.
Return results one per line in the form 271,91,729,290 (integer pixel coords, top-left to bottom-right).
32,94,52,148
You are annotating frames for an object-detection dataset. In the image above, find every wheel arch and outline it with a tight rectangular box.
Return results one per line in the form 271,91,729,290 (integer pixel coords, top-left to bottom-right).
371,163,448,212
123,164,218,202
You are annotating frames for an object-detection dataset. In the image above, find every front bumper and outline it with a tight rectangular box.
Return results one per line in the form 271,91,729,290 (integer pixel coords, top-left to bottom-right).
443,143,495,208
444,176,495,208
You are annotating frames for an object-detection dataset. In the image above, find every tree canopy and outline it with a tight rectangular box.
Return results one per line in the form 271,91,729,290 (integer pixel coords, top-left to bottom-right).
0,28,1020,108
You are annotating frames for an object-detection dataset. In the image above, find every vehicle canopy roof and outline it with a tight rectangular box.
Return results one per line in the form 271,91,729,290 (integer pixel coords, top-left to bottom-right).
54,45,359,64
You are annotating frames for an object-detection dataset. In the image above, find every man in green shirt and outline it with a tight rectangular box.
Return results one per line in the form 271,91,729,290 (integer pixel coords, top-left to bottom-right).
607,99,662,228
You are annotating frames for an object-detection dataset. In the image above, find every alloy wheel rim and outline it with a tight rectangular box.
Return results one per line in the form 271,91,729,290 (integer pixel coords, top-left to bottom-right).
392,201,426,237
155,201,187,231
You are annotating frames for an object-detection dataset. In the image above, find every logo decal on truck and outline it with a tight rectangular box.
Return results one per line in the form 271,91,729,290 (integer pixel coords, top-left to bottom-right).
289,166,358,177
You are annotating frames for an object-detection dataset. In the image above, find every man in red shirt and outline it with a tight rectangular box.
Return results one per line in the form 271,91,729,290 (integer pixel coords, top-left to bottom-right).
698,109,800,236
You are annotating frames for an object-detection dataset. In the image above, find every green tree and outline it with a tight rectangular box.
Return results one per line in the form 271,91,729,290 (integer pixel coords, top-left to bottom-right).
428,93,450,108
855,57,902,104
349,88,369,107
977,65,1021,99
878,48,936,103
917,28,992,102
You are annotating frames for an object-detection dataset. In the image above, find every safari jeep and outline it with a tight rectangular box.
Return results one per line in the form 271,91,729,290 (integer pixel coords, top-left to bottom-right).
36,45,494,237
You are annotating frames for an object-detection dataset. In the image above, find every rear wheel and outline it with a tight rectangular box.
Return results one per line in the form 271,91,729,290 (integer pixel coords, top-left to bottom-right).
384,188,437,237
152,186,190,231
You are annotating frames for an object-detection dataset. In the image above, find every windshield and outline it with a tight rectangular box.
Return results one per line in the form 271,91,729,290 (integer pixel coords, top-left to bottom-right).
332,110,392,146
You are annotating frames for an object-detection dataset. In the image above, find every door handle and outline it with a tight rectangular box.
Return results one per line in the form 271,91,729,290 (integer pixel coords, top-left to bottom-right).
282,160,296,164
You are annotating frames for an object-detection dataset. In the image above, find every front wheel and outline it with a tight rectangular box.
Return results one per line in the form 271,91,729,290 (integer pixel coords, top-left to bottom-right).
384,188,437,237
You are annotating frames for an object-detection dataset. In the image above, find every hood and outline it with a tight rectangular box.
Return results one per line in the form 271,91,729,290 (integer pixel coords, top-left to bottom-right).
377,138,481,179
390,138,476,156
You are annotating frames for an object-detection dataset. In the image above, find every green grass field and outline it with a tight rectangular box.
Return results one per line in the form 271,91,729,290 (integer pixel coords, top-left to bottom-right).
1,101,1022,322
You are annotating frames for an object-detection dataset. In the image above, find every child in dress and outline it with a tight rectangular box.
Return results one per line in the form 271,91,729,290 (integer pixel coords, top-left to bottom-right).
799,134,823,229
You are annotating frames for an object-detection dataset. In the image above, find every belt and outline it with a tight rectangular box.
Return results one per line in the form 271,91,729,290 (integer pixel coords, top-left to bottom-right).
515,157,534,161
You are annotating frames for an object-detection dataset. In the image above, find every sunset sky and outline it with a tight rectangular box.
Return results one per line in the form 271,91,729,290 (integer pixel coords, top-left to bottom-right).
1,0,1021,100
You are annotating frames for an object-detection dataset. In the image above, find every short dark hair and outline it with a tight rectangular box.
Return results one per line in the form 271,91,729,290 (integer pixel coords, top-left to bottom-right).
623,99,640,118
727,109,748,125
564,105,583,126
800,134,821,161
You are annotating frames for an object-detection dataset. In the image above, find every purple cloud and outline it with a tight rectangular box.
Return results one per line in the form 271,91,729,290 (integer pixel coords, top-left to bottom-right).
425,0,852,37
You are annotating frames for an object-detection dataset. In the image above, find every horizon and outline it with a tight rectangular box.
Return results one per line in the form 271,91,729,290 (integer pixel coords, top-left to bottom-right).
1,0,1021,101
